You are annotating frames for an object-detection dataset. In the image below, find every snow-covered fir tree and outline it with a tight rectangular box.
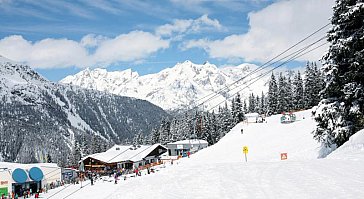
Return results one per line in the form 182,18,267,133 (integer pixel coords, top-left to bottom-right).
262,92,267,114
248,93,256,113
277,73,288,113
267,73,278,115
243,100,248,113
313,0,364,149
286,75,294,111
304,62,324,108
293,71,305,110
232,93,245,124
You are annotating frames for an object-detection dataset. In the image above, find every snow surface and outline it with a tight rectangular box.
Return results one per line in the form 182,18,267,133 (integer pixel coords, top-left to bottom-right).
327,129,364,161
43,109,364,199
0,55,14,64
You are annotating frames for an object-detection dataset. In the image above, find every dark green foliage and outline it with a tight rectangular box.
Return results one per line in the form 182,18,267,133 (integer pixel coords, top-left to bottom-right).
314,0,364,148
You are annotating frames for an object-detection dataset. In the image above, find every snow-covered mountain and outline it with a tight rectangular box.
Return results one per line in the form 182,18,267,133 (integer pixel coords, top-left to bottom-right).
0,56,168,165
60,61,269,110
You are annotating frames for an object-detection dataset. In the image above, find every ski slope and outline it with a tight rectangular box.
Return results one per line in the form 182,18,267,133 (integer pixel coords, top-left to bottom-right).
44,109,364,199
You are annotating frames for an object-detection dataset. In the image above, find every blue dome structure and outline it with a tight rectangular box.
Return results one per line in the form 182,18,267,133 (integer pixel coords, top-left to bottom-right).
29,167,44,181
12,168,28,183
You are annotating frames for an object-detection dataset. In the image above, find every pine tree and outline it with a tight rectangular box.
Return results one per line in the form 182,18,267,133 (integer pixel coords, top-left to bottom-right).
277,73,287,113
72,140,82,166
255,95,260,114
286,75,294,111
267,73,278,115
304,62,323,108
260,92,266,115
314,0,364,149
293,71,304,110
232,93,244,124
248,93,256,113
158,118,171,145
312,62,325,105
243,100,248,113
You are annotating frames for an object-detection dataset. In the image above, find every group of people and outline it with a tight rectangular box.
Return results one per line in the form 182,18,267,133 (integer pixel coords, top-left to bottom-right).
2,188,41,199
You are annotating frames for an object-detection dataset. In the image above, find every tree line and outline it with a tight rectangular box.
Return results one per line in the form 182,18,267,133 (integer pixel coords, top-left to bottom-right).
135,62,324,146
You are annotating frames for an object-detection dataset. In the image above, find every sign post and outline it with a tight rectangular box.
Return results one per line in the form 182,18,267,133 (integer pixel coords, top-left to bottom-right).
281,153,287,160
242,146,249,162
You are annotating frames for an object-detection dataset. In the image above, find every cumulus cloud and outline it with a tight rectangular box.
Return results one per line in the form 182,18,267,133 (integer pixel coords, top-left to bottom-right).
0,32,169,69
0,35,90,68
182,0,334,62
0,14,222,69
80,34,107,48
93,31,169,65
156,14,222,37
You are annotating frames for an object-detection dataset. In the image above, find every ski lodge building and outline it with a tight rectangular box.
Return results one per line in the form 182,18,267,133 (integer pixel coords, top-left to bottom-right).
245,113,265,123
166,139,208,156
0,162,61,198
80,144,167,171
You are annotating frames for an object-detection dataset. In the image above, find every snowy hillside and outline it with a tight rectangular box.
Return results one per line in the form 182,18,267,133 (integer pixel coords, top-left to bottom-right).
327,129,364,161
0,58,168,165
60,61,268,110
44,109,364,198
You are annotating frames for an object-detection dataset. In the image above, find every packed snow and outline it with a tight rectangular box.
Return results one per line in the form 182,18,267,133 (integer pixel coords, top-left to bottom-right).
43,109,364,199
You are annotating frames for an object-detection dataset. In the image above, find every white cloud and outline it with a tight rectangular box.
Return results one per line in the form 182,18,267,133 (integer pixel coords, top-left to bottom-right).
0,32,169,69
80,34,107,48
93,31,169,65
156,14,222,37
182,0,334,62
0,14,221,69
0,35,90,68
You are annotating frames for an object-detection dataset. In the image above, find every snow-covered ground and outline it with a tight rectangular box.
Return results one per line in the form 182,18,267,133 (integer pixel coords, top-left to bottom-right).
43,109,364,199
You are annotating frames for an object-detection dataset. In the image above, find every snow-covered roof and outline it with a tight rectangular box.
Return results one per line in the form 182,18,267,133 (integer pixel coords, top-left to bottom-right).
0,162,59,170
245,113,259,117
81,144,166,164
167,139,208,145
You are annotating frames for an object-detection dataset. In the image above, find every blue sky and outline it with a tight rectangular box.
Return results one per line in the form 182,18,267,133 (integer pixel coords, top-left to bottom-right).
0,0,333,82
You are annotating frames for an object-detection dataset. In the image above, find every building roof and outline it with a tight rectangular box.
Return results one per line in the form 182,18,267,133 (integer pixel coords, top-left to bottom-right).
245,113,259,117
0,162,59,170
167,139,208,145
81,144,166,164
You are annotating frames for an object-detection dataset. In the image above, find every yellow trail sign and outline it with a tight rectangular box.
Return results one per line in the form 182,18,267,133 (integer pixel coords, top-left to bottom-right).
243,146,248,154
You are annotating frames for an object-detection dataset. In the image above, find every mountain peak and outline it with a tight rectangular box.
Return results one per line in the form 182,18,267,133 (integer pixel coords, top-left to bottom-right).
0,55,15,64
0,60,47,87
183,60,192,64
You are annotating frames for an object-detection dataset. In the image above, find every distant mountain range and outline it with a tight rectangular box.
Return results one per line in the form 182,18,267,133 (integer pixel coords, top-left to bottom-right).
61,60,269,111
0,56,168,166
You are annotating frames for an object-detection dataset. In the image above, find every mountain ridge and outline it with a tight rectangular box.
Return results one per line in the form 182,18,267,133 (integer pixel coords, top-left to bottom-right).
60,61,269,110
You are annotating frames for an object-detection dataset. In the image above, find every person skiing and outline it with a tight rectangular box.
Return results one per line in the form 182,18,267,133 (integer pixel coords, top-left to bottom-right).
114,173,118,184
91,175,94,185
187,151,191,158
134,168,139,177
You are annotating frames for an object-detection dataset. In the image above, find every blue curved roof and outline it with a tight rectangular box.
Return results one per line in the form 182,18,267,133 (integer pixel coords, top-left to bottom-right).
12,168,28,183
29,167,44,181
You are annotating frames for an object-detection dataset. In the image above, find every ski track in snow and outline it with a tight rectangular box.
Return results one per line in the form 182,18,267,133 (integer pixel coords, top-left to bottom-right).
43,109,364,199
